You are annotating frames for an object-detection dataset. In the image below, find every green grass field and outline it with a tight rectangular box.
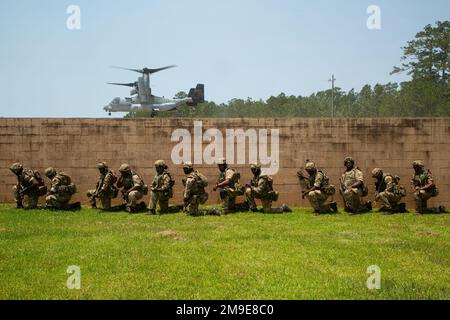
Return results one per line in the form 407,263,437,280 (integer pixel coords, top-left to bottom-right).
0,204,449,300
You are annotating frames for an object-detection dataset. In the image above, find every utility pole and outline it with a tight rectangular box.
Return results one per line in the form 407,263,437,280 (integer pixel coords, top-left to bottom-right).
328,74,336,117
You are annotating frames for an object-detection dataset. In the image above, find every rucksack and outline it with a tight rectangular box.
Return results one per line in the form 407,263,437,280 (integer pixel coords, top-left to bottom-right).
165,171,176,188
260,175,274,190
317,170,336,196
195,171,209,188
134,173,149,196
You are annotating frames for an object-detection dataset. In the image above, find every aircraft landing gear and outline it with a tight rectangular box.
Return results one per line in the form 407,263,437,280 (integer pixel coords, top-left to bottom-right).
150,110,157,118
108,112,111,116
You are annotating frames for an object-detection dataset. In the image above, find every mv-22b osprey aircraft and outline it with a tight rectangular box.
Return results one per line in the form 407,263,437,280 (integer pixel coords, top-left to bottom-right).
104,65,204,117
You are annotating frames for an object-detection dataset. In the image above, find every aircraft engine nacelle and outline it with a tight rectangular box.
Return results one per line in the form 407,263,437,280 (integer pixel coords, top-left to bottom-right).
153,102,178,111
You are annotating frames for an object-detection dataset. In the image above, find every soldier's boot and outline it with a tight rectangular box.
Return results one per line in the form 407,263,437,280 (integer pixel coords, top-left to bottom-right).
16,201,24,209
438,206,448,213
330,202,338,213
415,199,427,214
90,198,97,209
282,204,292,213
162,206,182,214
364,201,372,212
233,202,248,212
209,208,221,216
396,203,408,213
126,205,137,214
69,202,82,211
146,209,156,215
135,202,146,212
382,208,394,215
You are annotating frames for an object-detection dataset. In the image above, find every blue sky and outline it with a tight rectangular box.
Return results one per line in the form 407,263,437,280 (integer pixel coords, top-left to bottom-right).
0,0,448,117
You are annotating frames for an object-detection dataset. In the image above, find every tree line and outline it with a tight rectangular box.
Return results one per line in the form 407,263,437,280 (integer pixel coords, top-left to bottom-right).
127,21,449,118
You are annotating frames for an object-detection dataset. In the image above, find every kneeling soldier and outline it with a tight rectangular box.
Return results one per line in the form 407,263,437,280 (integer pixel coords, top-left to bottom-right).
147,160,180,215
371,168,407,214
117,164,148,213
411,160,447,214
245,163,291,213
44,167,80,210
339,157,372,214
182,162,214,216
212,158,247,214
87,162,118,210
10,162,47,209
300,161,337,215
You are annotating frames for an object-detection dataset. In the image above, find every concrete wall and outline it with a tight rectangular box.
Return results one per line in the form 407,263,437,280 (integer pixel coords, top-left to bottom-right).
0,118,449,208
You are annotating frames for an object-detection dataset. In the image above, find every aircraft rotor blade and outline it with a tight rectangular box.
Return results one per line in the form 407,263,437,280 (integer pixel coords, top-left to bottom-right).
111,65,177,75
110,66,144,74
107,82,136,87
142,65,177,74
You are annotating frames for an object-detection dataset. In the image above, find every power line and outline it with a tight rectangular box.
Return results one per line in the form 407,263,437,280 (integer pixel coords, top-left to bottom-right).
328,74,336,117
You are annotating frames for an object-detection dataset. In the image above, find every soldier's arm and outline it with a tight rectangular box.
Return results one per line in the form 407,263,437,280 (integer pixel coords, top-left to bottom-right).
50,177,61,194
385,176,395,193
117,176,124,189
100,173,113,192
349,170,364,189
252,178,266,194
184,177,195,200
420,173,435,191
303,173,322,197
160,174,171,191
216,170,234,189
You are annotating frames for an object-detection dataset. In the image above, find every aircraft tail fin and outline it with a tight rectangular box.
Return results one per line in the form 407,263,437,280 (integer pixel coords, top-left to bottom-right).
187,84,204,106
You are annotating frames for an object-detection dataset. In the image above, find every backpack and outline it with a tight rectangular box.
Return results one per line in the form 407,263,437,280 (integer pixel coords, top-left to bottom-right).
318,170,336,196
135,173,149,196
165,171,176,188
195,171,209,188
56,172,77,195
32,170,45,186
260,175,274,190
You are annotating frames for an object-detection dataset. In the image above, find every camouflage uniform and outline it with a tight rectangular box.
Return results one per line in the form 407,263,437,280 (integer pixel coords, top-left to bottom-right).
372,168,406,213
45,167,77,209
117,164,147,213
411,161,439,213
302,162,336,214
340,158,370,213
86,162,117,210
10,163,46,209
148,160,180,214
182,162,209,216
215,158,245,214
245,163,291,213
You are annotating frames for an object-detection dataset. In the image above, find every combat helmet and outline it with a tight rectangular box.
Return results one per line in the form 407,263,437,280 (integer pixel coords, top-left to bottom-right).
9,162,23,174
119,164,131,173
371,168,383,177
183,161,193,170
412,160,424,168
154,160,167,168
44,167,56,178
97,162,108,170
217,158,227,165
344,157,355,165
250,163,261,170
305,160,316,171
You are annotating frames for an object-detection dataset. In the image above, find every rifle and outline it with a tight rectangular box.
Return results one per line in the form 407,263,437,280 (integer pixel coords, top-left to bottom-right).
88,181,103,208
339,175,345,196
183,198,190,213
